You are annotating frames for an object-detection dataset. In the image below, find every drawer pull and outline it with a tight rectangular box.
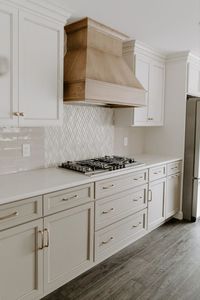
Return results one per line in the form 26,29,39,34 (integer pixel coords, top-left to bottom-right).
171,174,180,178
132,222,142,228
38,230,44,250
148,189,153,202
133,196,143,202
62,195,79,201
0,211,19,221
102,184,114,190
102,208,114,214
101,237,113,245
153,171,162,175
133,176,143,181
43,228,50,248
171,166,178,170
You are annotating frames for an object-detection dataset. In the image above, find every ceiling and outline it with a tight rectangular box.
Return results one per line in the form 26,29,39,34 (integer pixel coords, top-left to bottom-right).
53,0,200,56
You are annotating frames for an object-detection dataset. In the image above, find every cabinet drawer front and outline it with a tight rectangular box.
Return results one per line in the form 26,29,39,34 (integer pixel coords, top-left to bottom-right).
167,161,182,176
149,165,166,182
0,196,42,231
95,170,148,199
95,209,147,262
95,185,148,230
43,183,94,216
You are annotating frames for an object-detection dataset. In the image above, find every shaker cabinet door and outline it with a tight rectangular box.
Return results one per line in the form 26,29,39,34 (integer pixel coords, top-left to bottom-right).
43,202,94,296
148,178,166,231
0,3,18,127
133,54,150,125
166,173,181,218
19,11,63,126
148,61,165,125
0,220,43,300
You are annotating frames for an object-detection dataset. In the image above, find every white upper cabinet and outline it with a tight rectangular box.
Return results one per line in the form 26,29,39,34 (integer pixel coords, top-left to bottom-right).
133,54,149,124
0,3,18,127
114,41,165,127
0,1,68,127
19,11,63,126
187,55,200,97
148,60,165,125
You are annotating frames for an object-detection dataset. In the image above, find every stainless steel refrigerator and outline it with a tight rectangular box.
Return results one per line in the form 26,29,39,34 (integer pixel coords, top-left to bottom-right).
183,98,200,221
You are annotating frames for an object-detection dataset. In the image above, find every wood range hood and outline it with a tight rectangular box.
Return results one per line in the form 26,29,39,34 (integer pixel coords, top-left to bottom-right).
64,18,146,107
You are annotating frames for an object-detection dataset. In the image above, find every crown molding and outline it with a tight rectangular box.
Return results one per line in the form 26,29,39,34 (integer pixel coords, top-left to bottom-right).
123,40,166,61
4,0,71,24
165,51,190,63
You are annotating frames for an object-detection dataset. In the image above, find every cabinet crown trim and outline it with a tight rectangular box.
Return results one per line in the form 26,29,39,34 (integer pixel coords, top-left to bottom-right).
123,40,166,61
5,0,71,23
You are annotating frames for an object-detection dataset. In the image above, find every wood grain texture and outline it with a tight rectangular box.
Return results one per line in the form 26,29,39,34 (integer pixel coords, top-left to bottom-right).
64,17,146,106
42,219,200,300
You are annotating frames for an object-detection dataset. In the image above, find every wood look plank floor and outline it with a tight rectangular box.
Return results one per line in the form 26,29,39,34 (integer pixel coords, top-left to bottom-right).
42,219,200,300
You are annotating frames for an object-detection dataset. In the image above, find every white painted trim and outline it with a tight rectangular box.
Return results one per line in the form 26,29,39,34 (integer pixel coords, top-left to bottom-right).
166,51,190,63
174,211,183,220
123,40,166,63
4,0,71,23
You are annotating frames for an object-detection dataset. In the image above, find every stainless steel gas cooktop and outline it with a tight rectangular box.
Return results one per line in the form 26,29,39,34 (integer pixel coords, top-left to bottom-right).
60,156,145,176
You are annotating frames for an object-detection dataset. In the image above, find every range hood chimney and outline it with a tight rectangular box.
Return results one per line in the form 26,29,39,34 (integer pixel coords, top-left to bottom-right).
64,18,146,107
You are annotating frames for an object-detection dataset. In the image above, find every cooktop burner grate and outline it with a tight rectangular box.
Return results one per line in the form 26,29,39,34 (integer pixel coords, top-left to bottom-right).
60,156,145,176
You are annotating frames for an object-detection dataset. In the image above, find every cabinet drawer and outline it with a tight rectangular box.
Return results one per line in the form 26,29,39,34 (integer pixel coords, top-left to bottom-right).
0,196,42,231
95,169,148,199
95,209,147,262
43,183,94,216
167,161,182,176
149,165,166,182
95,185,148,230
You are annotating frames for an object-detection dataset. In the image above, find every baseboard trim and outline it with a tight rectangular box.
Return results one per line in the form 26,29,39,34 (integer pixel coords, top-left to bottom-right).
174,211,183,220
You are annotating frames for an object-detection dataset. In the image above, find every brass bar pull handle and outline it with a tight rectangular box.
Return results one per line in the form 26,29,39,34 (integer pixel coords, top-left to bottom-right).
0,211,19,221
62,195,79,201
148,189,153,202
171,166,178,170
154,171,161,175
133,176,143,181
132,222,142,228
133,196,143,202
43,228,50,248
38,230,44,250
101,237,113,245
102,184,114,190
102,208,114,214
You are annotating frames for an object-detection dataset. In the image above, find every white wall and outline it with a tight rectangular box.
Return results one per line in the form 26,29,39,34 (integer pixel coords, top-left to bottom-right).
144,57,188,158
114,126,145,156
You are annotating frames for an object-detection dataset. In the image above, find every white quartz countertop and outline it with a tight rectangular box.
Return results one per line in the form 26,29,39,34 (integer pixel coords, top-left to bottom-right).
0,154,182,205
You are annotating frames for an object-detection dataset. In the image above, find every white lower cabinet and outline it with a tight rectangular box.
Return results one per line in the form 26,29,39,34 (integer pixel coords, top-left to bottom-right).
43,202,94,296
148,178,166,231
0,219,43,300
0,161,182,299
166,173,181,218
95,209,147,262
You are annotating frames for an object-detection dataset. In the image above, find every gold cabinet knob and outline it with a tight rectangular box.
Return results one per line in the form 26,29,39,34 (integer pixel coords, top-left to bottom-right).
13,112,20,116
19,112,24,117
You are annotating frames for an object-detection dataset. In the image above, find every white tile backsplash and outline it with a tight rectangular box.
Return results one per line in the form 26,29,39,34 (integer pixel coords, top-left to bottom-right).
0,105,145,175
44,105,115,166
0,127,45,175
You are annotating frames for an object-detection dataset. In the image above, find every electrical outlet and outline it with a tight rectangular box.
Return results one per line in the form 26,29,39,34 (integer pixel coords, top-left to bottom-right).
22,144,31,157
123,137,128,147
